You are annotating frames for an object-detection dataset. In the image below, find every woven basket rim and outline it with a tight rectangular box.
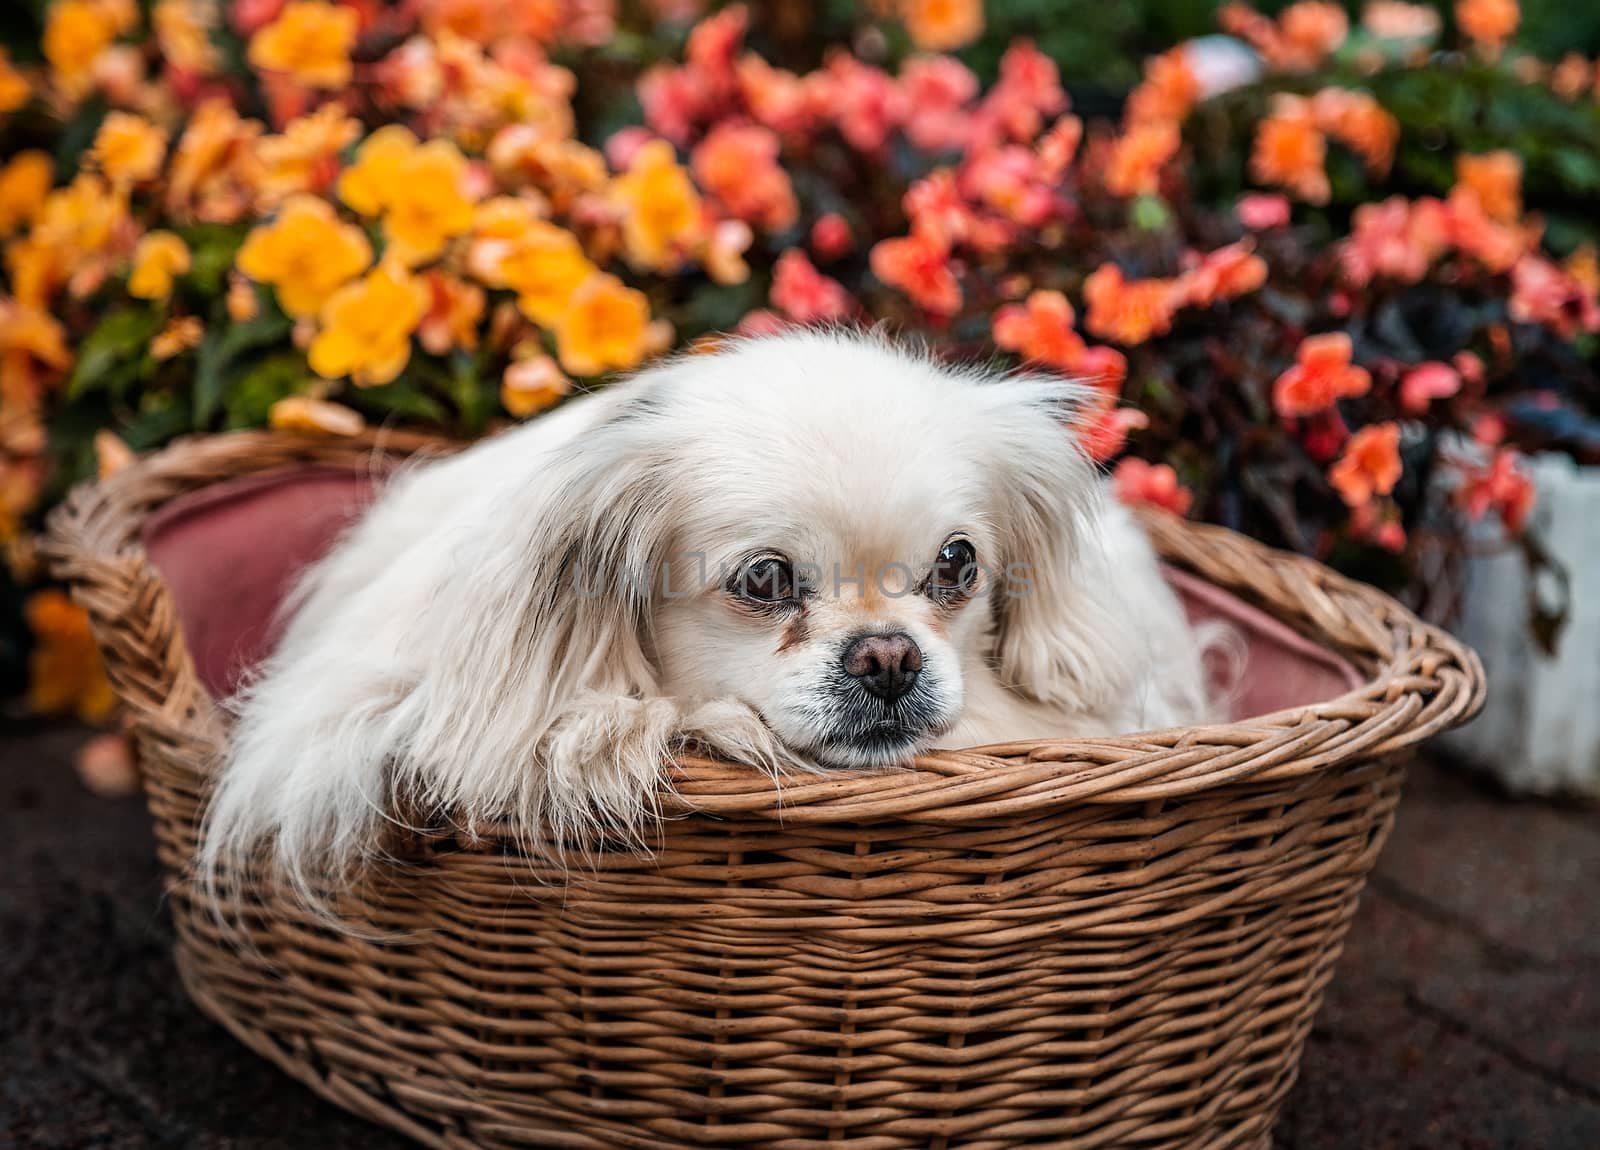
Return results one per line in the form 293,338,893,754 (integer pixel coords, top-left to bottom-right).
43,427,1485,827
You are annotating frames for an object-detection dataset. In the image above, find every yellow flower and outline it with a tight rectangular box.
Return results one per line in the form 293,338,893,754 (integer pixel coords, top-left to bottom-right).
498,221,595,326
0,299,73,375
337,125,418,216
0,151,55,236
269,395,366,436
900,0,984,52
501,354,571,418
91,112,169,187
25,588,117,723
43,0,130,100
381,140,478,266
309,262,428,386
236,194,372,318
555,272,669,377
248,0,359,89
0,47,31,114
93,429,135,478
128,230,191,300
256,104,361,203
609,139,703,273
19,173,127,304
151,314,204,360
153,0,219,76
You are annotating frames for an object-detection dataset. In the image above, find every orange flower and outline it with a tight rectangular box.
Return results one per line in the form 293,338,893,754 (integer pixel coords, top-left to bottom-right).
127,231,191,300
899,0,984,52
256,105,362,203
1311,88,1398,177
554,272,671,377
1180,240,1269,307
1273,332,1371,417
309,261,428,386
248,0,359,89
610,138,703,272
1459,448,1534,533
151,315,204,360
1113,457,1194,516
992,290,1087,371
237,194,373,318
1445,185,1531,273
25,588,117,723
153,0,220,76
0,47,31,114
1104,122,1180,198
1361,1,1442,42
1454,151,1522,224
870,231,961,315
166,99,265,225
93,429,134,478
1078,404,1148,463
1456,0,1518,55
0,152,55,237
1279,1,1349,70
90,112,169,187
1251,95,1329,204
269,395,367,436
691,123,797,234
1329,422,1402,506
501,354,572,418
493,220,597,327
43,0,133,99
418,271,485,355
1082,263,1179,345
1124,47,1200,128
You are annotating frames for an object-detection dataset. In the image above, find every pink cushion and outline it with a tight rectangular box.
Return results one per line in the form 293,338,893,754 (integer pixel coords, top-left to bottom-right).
141,467,1362,718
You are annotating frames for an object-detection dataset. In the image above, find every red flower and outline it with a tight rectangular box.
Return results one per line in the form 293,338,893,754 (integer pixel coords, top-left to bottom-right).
770,249,853,323
1399,361,1462,414
1273,332,1371,417
1113,457,1193,516
1459,449,1535,533
1328,422,1402,507
870,231,961,315
810,213,853,261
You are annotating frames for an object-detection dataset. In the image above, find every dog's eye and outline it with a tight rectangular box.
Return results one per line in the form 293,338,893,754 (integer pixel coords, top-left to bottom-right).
736,556,796,603
930,538,978,594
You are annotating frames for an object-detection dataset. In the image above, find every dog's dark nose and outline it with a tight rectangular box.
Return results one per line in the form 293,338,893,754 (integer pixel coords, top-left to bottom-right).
841,632,923,702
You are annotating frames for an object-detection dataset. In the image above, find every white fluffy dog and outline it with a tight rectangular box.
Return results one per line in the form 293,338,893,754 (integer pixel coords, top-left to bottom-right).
204,331,1211,894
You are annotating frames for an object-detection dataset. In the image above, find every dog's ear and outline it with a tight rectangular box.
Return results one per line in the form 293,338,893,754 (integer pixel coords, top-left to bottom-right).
980,377,1139,712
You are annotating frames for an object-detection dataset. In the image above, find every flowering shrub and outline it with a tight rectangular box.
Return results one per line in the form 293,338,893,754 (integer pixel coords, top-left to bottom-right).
2,0,1598,718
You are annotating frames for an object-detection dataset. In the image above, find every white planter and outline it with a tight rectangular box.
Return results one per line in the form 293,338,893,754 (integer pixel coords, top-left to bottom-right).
1439,452,1600,799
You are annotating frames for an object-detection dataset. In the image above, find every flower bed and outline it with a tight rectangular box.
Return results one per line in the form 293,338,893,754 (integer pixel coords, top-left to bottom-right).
2,0,1597,719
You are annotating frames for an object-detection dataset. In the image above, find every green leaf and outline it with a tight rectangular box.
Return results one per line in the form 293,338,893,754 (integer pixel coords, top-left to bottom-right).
346,373,450,423
180,223,251,297
66,309,164,400
194,308,294,425
120,397,194,451
223,353,315,430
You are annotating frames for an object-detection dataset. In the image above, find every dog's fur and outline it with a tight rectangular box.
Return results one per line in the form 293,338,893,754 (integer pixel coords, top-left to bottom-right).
203,332,1212,897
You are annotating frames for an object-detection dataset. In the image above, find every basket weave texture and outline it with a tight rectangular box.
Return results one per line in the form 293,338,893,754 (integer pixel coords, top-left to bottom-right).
45,430,1485,1150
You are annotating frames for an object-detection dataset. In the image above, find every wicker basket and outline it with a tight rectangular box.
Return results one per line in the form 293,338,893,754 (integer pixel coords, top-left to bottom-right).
45,430,1484,1150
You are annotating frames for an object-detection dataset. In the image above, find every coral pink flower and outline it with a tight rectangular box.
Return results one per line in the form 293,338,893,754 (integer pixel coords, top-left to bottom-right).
691,122,797,233
1180,240,1269,307
1082,264,1180,345
1459,449,1534,532
1035,114,1083,182
735,308,789,336
1113,457,1193,515
810,213,853,261
1237,193,1291,230
1124,46,1200,128
961,145,1052,226
1073,345,1129,398
1399,362,1462,414
1509,254,1600,338
1104,122,1180,198
811,52,906,152
870,231,961,315
903,170,972,248
604,126,653,172
1445,186,1529,274
1273,332,1372,417
971,40,1065,148
1251,94,1329,204
900,55,977,152
736,55,813,136
1080,405,1150,463
1340,196,1449,286
769,249,853,322
1329,422,1402,506
992,290,1086,371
